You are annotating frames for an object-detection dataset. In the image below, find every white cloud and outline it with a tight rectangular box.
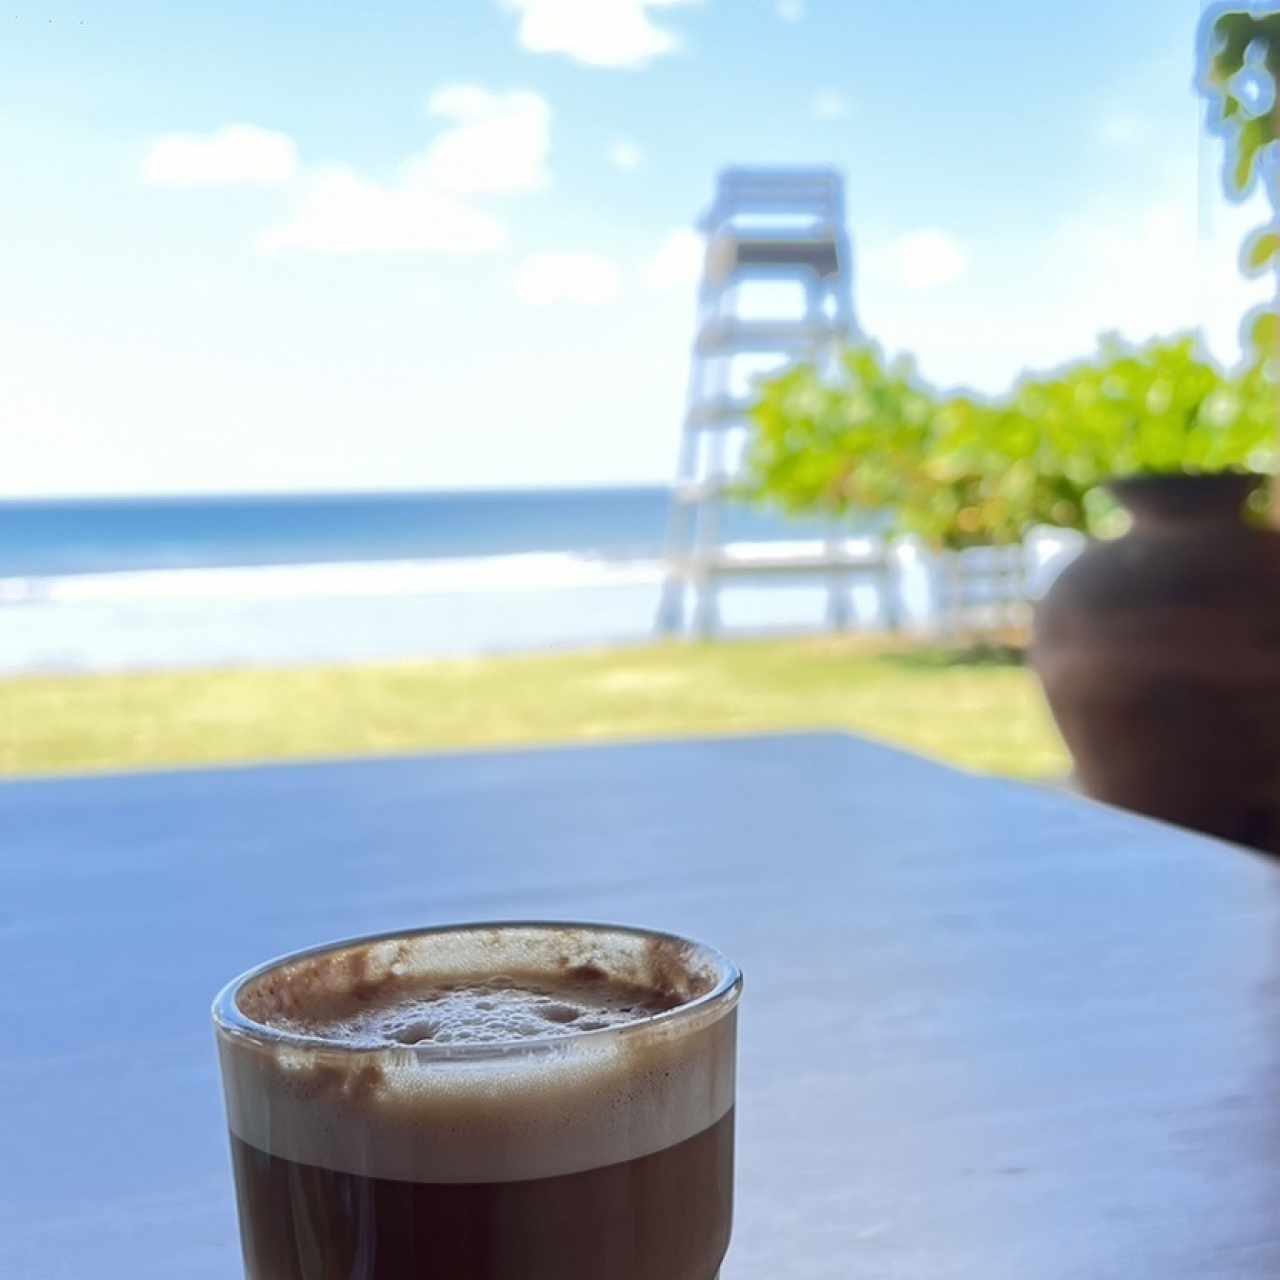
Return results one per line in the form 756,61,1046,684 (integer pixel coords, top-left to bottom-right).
776,0,805,19
880,229,970,290
498,0,698,69
811,90,851,121
258,169,507,255
259,86,549,256
141,124,298,187
407,86,551,194
610,139,643,170
512,251,623,305
858,192,1270,397
646,227,705,290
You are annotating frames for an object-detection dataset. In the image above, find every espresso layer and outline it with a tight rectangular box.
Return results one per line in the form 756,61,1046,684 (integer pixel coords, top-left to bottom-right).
229,1109,733,1280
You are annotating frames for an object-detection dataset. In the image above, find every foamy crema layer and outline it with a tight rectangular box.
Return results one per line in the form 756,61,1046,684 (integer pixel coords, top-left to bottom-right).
216,926,739,1185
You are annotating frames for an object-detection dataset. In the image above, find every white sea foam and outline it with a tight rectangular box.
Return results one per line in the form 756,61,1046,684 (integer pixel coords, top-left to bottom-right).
0,532,1079,608
0,531,1083,674
0,552,666,605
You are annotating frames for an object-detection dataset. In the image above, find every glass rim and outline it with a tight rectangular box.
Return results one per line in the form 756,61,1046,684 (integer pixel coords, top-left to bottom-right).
212,919,743,1061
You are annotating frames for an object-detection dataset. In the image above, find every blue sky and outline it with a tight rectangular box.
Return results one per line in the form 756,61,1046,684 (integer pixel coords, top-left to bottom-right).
1,0,1267,496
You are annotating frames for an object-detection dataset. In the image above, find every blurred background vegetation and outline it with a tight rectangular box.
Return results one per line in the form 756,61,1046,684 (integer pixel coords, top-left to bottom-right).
745,335,1279,548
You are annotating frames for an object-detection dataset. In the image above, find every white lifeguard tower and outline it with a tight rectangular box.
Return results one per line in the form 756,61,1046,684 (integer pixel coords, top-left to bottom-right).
656,167,896,637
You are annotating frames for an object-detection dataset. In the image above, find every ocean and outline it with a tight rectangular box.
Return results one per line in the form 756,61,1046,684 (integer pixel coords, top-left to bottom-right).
0,488,953,674
0,489,688,577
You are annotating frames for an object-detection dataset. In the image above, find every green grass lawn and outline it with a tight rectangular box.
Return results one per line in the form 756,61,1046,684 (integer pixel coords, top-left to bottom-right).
0,637,1070,780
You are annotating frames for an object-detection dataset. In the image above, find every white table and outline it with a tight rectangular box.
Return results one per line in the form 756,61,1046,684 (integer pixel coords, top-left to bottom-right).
5,734,1280,1277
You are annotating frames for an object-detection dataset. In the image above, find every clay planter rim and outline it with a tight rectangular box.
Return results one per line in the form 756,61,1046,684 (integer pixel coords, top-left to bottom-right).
1105,470,1265,518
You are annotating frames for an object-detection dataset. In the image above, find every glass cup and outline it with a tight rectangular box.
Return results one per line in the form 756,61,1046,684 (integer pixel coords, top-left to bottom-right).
213,921,742,1279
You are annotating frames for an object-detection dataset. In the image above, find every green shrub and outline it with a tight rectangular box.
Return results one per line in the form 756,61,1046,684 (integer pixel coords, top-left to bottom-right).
745,335,1277,549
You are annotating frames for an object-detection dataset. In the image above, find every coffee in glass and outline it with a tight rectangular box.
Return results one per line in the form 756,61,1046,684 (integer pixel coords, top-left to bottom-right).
213,922,741,1279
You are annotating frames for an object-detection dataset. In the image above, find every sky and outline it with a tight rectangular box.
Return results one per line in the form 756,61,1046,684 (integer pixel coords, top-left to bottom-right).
1,0,1271,497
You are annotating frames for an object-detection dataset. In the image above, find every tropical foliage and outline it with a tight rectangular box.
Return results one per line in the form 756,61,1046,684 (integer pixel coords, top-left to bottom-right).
1201,8,1280,195
1200,7,1280,361
745,336,1277,549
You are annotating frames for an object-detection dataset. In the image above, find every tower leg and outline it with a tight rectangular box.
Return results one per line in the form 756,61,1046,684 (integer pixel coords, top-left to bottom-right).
826,570,853,631
879,553,901,633
692,576,719,639
932,553,954,640
656,575,685,635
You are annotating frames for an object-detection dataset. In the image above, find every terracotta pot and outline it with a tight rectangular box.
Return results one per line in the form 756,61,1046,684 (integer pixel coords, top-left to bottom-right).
1032,472,1280,853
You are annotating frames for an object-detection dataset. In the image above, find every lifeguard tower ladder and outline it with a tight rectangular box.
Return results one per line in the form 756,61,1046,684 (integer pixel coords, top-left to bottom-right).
656,167,893,636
